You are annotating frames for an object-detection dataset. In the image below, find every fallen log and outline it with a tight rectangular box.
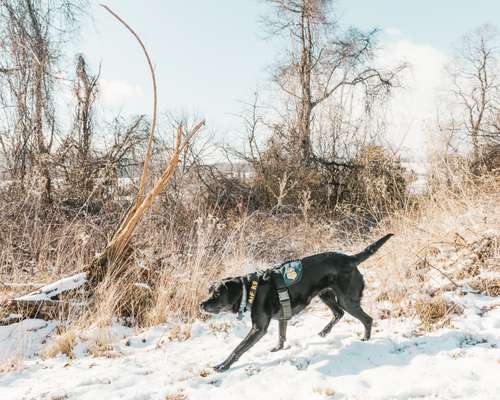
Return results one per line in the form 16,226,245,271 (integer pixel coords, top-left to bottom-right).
1,300,84,325
0,273,87,323
15,272,87,302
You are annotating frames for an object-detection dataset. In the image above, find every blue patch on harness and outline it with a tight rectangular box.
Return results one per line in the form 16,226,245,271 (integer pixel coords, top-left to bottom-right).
278,260,303,287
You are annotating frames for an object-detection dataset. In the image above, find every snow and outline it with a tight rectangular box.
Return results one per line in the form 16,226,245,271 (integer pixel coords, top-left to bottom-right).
1,292,499,400
0,319,58,364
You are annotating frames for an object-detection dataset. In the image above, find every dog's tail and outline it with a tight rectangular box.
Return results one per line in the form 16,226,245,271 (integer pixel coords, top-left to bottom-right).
352,234,393,264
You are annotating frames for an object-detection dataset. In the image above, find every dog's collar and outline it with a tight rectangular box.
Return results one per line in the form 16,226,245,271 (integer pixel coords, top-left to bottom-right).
237,277,258,320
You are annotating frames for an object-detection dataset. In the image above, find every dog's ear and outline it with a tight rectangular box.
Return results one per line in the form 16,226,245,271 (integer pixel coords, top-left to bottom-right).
261,270,272,281
208,282,218,293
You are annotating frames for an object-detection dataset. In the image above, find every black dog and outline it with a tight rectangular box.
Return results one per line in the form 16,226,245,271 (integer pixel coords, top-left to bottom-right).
200,234,393,371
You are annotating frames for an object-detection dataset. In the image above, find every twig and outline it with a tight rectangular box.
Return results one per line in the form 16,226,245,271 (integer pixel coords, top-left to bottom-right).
100,4,157,236
416,255,460,288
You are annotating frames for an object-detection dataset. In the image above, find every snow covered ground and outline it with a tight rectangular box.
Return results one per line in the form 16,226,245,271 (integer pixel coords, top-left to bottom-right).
1,291,499,400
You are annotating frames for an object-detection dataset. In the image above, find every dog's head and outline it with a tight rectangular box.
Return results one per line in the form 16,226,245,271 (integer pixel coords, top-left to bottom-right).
200,278,243,315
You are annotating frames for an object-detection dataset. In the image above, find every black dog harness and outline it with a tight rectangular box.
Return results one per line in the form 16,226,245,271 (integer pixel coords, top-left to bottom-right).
237,260,303,321
271,260,303,320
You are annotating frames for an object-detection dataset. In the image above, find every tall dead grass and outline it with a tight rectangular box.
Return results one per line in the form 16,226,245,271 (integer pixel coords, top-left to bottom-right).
367,159,499,326
85,209,343,327
0,190,121,301
1,154,498,336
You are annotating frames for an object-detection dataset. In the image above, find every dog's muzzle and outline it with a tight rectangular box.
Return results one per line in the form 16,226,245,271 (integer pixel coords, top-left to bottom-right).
200,300,219,314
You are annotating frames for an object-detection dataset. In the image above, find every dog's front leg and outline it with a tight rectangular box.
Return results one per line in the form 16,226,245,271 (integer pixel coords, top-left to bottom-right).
214,324,269,372
270,320,287,352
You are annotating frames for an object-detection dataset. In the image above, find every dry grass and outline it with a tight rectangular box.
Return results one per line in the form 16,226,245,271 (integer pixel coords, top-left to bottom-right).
42,329,77,359
0,191,341,329
165,392,188,400
313,386,336,397
0,356,23,374
86,328,122,358
415,296,461,330
470,278,500,297
41,324,125,360
365,163,499,330
167,324,192,342
1,158,498,338
375,287,407,305
208,321,232,335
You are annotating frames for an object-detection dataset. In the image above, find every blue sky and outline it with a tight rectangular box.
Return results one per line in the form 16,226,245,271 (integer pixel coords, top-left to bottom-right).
340,0,498,49
74,0,499,155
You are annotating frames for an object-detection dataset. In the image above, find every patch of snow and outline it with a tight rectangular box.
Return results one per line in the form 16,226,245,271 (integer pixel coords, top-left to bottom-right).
480,271,500,279
134,283,152,291
1,292,499,399
0,319,57,364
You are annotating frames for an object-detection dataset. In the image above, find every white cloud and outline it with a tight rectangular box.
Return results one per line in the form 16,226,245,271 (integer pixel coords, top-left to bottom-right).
100,79,144,108
376,38,449,161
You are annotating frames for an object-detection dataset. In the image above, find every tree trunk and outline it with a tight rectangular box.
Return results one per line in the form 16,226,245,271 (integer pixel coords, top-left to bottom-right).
296,4,314,165
27,0,52,203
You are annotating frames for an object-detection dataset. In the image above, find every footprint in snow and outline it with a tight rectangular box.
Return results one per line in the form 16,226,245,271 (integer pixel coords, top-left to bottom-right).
245,363,261,376
291,357,310,370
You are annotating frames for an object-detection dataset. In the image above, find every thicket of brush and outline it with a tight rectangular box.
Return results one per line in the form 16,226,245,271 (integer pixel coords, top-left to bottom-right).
0,153,405,318
370,158,499,328
1,147,498,329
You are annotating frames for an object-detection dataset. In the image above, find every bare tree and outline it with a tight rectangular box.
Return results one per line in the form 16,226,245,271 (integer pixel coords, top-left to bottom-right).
446,24,500,161
0,0,86,202
72,54,99,192
51,54,101,195
261,0,404,164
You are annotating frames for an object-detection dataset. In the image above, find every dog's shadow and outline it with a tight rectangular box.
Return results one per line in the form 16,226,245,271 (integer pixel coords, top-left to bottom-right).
236,330,477,378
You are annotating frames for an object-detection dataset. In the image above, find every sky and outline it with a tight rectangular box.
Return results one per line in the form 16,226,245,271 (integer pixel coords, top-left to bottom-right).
73,0,500,160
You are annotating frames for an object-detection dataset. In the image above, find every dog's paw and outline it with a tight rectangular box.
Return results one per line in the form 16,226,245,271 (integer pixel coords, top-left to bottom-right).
213,362,230,372
270,345,284,352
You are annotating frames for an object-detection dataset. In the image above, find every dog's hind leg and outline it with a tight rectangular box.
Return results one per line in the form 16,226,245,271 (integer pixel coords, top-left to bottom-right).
339,298,373,341
318,290,344,337
270,320,287,352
